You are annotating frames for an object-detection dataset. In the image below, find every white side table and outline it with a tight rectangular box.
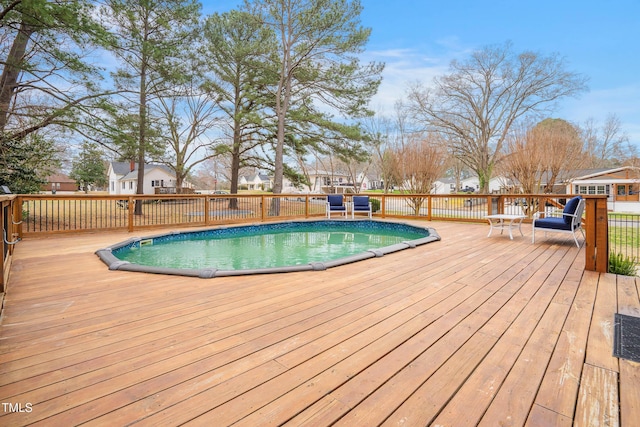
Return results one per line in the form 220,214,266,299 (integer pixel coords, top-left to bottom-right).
485,214,526,240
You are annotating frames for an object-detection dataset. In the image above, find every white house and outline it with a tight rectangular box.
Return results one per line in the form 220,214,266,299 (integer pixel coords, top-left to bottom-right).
239,172,272,191
432,178,458,194
431,176,508,194
302,170,371,194
107,161,186,195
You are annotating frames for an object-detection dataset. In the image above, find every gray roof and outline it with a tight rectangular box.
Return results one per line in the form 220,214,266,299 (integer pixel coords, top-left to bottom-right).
110,161,175,181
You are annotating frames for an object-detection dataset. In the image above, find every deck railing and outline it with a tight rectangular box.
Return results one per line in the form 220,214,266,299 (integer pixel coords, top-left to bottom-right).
1,194,19,294
608,212,640,262
10,193,609,278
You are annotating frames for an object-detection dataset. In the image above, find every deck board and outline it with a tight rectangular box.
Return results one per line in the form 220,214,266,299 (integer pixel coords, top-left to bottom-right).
0,220,638,426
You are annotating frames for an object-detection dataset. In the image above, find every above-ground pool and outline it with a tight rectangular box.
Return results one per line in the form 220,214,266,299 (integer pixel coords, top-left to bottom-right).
96,220,440,278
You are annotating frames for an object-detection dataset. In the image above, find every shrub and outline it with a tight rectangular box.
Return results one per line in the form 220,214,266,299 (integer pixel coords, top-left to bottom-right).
609,252,638,276
370,198,381,213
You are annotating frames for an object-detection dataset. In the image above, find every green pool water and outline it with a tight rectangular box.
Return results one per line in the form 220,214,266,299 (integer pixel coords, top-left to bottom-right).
113,220,430,271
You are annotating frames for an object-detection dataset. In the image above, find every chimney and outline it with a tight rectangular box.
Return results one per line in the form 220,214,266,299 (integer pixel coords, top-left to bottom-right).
130,160,135,172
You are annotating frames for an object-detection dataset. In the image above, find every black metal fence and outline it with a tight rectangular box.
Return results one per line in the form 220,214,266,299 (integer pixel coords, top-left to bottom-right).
608,213,640,261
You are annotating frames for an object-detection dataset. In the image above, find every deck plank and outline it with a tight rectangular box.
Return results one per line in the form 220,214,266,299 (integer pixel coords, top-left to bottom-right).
585,272,619,372
574,364,619,427
616,275,640,427
0,221,638,427
532,270,597,419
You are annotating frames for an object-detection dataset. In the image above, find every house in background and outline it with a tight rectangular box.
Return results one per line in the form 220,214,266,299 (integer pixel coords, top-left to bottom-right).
563,166,640,212
431,176,509,194
107,161,192,195
302,170,371,194
42,174,78,193
239,172,272,191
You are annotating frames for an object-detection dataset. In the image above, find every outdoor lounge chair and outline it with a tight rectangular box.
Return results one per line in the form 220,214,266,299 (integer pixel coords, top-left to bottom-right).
532,196,585,247
326,194,347,218
351,195,372,218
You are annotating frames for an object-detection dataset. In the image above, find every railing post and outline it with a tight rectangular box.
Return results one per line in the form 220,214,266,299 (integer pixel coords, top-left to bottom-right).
1,199,6,294
14,196,23,240
204,195,210,225
585,196,609,272
127,196,134,232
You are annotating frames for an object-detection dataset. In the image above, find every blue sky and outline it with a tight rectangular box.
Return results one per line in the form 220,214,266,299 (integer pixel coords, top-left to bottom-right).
205,0,640,145
359,0,640,144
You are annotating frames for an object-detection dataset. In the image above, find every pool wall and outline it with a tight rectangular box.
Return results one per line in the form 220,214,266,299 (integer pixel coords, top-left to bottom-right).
95,219,441,278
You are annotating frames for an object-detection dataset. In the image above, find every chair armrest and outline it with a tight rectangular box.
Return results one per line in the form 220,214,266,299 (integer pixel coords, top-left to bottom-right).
533,212,543,220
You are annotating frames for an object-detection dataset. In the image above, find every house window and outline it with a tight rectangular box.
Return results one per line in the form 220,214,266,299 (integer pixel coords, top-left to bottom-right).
151,180,165,187
111,181,115,191
575,185,609,195
129,181,133,190
122,182,125,189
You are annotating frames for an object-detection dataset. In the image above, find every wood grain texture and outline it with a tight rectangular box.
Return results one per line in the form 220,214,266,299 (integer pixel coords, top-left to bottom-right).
0,220,636,426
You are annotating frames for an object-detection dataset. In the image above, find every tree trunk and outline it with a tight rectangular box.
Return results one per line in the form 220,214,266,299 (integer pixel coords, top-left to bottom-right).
0,21,34,136
229,125,241,209
135,61,147,216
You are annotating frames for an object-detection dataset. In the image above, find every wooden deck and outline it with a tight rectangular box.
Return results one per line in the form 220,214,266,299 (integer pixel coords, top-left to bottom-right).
0,221,638,426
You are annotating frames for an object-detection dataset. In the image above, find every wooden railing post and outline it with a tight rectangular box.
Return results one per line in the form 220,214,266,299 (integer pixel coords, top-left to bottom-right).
1,195,19,293
204,196,210,225
585,196,609,272
127,196,134,232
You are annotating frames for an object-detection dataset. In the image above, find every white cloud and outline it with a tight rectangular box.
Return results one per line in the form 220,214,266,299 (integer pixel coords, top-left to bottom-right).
364,45,640,146
364,48,451,115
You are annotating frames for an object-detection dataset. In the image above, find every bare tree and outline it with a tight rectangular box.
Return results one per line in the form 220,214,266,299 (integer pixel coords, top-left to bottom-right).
154,81,220,190
534,118,586,192
361,113,394,192
390,133,448,214
407,42,588,193
500,123,545,194
582,114,634,167
500,119,586,215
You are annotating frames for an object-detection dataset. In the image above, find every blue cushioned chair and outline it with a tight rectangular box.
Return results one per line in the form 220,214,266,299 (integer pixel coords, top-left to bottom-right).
326,194,347,218
532,196,585,247
351,195,372,218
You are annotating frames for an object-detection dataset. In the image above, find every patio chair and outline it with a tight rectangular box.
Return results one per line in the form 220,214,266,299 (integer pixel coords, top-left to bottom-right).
326,194,347,218
352,195,372,218
532,196,586,247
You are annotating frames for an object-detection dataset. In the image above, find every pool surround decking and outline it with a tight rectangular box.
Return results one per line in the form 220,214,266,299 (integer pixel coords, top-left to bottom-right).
0,220,638,426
